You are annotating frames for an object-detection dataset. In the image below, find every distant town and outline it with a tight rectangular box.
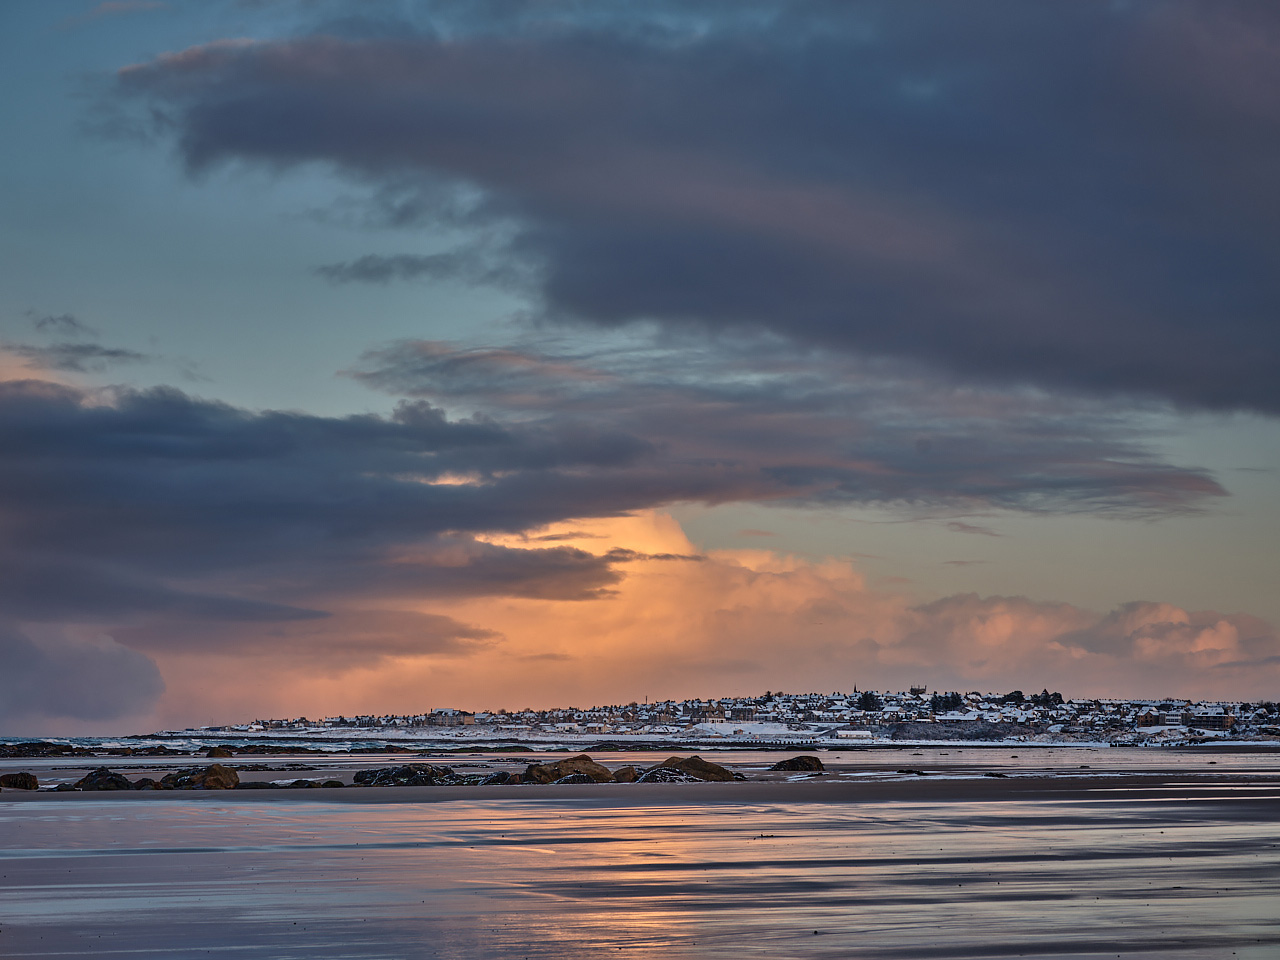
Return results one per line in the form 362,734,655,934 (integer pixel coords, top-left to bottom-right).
185,688,1280,746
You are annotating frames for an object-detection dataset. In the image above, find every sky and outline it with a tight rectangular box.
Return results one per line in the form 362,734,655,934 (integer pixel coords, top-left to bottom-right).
2,0,1279,734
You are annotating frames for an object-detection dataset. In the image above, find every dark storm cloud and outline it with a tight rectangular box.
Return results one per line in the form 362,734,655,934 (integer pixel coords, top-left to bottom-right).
116,1,1280,411
0,377,644,585
0,625,165,723
0,555,324,623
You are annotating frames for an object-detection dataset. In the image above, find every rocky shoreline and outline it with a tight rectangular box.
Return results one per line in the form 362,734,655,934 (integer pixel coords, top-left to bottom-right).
0,752,806,792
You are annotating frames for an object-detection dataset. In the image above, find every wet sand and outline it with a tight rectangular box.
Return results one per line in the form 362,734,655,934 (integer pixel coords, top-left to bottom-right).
3,773,1279,958
4,771,1280,804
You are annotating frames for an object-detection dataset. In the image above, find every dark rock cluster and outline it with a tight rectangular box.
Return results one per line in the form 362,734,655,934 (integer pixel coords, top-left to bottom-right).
111,746,188,757
353,763,465,786
34,753,752,794
0,741,96,759
351,753,744,788
66,764,241,791
634,767,700,783
770,755,825,772
74,767,134,791
1,742,189,759
226,743,414,756
523,754,615,783
653,755,744,782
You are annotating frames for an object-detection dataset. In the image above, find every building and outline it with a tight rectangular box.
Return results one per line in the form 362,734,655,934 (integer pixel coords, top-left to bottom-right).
428,709,475,727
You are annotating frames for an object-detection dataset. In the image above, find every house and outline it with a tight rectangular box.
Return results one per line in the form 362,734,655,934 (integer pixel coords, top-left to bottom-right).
1134,707,1164,727
691,702,727,722
428,709,475,727
1183,707,1234,731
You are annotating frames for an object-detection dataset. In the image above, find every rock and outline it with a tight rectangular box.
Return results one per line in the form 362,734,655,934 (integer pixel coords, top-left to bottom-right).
770,755,824,772
205,746,235,758
286,779,319,788
612,765,638,783
193,763,240,790
235,781,276,789
480,771,511,785
523,754,615,784
352,763,457,786
160,763,240,790
647,755,741,782
74,767,134,791
0,772,38,790
0,741,96,759
635,767,700,783
131,777,164,790
552,773,597,784
321,780,345,788
983,771,1009,778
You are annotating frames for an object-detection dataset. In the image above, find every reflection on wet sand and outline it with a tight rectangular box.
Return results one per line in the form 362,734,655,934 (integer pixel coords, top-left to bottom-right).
2,789,1279,959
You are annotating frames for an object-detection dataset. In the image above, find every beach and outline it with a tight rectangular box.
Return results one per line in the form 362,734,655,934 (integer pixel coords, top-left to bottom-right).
3,750,1279,958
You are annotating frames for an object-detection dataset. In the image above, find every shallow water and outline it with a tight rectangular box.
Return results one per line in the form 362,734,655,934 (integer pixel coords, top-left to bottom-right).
2,791,1278,959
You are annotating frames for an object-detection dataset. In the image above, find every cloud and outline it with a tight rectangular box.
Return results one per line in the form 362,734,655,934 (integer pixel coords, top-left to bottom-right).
117,608,498,665
945,521,1001,537
0,555,325,624
62,1,167,29
349,337,1225,517
0,350,1243,728
0,624,164,725
28,312,98,338
0,377,638,595
315,243,527,290
361,512,1280,709
0,374,633,727
5,341,150,373
113,3,1280,412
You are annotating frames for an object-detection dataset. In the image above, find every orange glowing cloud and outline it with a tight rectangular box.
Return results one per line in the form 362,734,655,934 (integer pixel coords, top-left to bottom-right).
141,511,1280,726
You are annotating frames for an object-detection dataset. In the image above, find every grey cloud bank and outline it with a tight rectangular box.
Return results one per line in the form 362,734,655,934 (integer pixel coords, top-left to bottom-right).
115,1,1280,411
351,337,1224,516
